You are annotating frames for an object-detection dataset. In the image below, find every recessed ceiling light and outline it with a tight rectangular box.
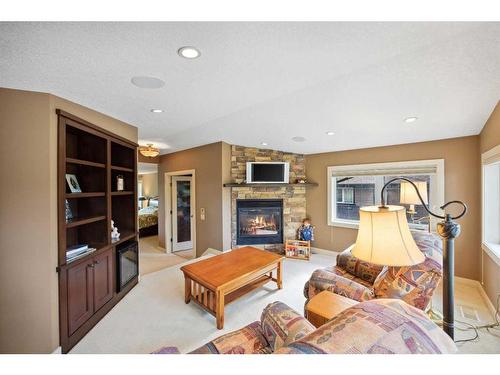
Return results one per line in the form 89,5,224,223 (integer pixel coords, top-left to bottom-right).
292,136,306,142
150,109,163,113
326,131,335,136
178,46,201,59
404,117,418,123
261,142,268,146
131,76,165,89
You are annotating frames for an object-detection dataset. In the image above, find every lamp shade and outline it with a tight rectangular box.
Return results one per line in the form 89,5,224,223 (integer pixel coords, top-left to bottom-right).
400,181,428,205
352,205,425,266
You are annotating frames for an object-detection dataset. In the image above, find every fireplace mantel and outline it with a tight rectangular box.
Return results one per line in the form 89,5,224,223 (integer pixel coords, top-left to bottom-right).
224,182,317,188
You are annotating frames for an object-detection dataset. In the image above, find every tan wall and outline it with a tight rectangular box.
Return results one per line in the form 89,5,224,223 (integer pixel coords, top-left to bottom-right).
479,101,500,305
158,142,227,256
305,136,481,280
140,173,158,198
0,87,137,353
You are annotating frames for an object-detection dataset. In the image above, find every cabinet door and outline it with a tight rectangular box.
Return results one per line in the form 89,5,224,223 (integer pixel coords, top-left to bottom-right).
67,261,94,335
93,248,114,311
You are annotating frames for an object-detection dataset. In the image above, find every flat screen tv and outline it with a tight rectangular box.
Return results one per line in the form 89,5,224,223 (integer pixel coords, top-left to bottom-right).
246,162,290,183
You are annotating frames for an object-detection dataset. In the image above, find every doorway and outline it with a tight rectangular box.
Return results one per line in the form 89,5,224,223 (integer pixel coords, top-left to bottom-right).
165,169,196,259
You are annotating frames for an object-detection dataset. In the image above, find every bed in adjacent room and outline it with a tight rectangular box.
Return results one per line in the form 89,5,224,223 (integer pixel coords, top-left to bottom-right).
138,198,159,237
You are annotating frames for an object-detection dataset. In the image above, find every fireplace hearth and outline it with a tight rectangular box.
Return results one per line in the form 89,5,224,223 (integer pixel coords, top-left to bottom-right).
236,199,283,245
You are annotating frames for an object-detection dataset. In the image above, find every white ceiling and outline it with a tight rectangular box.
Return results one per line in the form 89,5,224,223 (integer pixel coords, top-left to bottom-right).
1,22,499,155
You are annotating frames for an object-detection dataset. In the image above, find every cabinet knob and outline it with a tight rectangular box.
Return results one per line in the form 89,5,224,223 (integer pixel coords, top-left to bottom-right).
87,263,95,268
94,260,100,265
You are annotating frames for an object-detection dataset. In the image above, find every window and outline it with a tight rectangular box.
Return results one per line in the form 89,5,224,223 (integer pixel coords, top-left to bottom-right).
482,145,500,263
336,187,354,204
327,159,444,230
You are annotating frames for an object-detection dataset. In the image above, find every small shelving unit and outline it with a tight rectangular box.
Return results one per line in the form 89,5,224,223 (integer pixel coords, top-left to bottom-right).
285,240,311,260
57,109,138,353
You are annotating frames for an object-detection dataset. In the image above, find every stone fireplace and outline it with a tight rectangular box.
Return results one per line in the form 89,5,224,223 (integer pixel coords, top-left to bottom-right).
230,145,307,248
236,199,283,245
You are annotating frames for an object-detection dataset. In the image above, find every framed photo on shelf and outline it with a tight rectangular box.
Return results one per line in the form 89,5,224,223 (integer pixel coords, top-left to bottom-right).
65,174,82,193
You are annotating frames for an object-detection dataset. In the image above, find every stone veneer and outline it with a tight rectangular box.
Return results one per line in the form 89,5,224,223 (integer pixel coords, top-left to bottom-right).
230,145,307,247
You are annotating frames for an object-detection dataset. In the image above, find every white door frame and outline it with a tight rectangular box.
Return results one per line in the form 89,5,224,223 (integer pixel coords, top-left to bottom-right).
164,169,196,258
171,176,194,252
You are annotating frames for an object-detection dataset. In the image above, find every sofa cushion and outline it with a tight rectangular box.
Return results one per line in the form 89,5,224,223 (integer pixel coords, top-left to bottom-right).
189,321,269,354
372,231,443,310
274,299,457,354
336,245,383,285
306,269,375,302
260,301,315,351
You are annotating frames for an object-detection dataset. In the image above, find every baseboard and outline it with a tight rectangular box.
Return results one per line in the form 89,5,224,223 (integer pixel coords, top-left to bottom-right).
51,346,62,354
311,247,338,256
455,276,497,317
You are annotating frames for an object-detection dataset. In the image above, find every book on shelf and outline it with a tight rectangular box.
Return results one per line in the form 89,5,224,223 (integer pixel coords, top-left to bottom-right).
66,246,96,262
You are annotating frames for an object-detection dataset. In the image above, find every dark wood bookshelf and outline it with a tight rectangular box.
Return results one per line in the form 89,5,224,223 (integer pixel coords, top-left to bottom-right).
57,109,138,353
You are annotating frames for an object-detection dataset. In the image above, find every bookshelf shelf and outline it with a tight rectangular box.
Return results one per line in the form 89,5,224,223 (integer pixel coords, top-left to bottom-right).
111,191,134,196
111,165,134,172
66,157,106,168
66,215,107,228
66,192,106,199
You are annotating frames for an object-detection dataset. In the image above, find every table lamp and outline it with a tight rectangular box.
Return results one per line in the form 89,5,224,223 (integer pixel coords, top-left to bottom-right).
352,177,467,340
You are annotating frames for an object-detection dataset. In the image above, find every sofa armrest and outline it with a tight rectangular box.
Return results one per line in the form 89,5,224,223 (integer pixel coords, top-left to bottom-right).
189,321,270,354
305,269,374,302
260,301,315,351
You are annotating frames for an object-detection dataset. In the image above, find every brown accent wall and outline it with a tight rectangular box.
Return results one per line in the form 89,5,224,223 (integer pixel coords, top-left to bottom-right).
479,101,500,306
158,142,230,256
0,87,137,353
305,136,481,280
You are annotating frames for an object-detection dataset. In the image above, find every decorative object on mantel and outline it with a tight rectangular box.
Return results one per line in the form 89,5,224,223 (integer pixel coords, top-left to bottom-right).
351,177,467,340
296,178,307,184
139,143,160,158
116,174,124,191
223,182,318,187
65,173,82,193
111,220,121,241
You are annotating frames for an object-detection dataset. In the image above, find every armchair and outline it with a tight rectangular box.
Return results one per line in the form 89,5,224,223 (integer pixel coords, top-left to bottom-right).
304,230,443,311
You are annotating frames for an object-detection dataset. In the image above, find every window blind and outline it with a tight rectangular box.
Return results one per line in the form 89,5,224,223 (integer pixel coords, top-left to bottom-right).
330,164,438,177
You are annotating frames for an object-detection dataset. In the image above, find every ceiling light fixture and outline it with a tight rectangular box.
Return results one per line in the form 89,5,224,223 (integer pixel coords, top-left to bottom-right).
261,142,268,146
292,136,306,142
404,117,418,123
326,131,335,136
178,46,201,59
150,109,163,113
139,144,160,158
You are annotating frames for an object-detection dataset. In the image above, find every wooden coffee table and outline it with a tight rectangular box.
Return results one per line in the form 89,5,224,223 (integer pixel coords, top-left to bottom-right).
180,246,283,329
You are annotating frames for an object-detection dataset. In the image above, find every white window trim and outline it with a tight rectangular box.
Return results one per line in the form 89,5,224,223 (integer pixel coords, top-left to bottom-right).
327,159,445,230
481,144,500,268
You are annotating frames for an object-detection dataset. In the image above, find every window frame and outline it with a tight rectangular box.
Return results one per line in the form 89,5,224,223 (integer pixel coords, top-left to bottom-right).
481,144,500,266
336,187,355,204
327,159,445,230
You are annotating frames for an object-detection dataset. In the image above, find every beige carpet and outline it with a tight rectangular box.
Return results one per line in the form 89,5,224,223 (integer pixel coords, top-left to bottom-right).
139,236,188,276
70,250,499,354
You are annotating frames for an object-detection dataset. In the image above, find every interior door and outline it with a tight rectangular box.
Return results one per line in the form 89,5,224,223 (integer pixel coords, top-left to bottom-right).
172,176,193,252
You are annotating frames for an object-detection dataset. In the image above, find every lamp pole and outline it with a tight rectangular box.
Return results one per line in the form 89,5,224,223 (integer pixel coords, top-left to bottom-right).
380,177,467,340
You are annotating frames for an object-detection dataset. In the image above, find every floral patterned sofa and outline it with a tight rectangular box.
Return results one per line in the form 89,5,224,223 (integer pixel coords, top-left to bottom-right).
304,230,443,311
155,299,456,354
